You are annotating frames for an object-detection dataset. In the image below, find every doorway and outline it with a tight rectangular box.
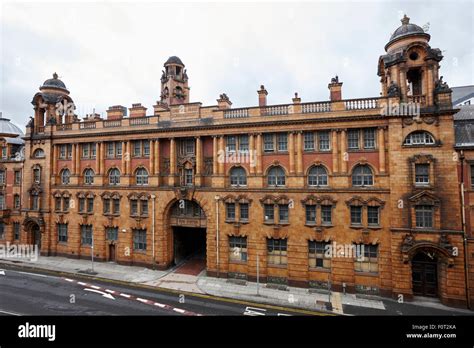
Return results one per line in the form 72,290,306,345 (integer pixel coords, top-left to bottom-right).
173,226,206,265
108,244,116,262
412,252,438,297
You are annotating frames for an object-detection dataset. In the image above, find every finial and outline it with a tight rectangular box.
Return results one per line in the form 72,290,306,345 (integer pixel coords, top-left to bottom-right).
401,14,410,25
53,72,58,79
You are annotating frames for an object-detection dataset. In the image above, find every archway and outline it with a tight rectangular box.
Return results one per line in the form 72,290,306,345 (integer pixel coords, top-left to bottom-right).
412,251,438,297
23,218,42,250
168,199,207,273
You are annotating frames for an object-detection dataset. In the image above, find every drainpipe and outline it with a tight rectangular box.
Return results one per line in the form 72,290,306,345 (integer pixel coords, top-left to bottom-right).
151,194,156,268
459,150,471,309
215,195,220,278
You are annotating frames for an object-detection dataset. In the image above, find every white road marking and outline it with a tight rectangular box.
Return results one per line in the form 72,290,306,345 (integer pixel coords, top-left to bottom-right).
78,282,87,286
84,288,115,300
90,285,101,289
17,271,51,278
105,289,117,294
64,278,74,282
0,270,5,276
120,293,131,298
154,303,166,308
173,308,185,313
243,306,267,316
137,298,149,303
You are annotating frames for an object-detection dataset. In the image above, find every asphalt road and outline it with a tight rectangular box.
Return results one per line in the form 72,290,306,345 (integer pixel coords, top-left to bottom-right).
0,267,323,316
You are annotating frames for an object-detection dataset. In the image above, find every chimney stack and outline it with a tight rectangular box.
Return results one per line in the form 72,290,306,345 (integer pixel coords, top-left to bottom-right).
217,93,232,110
258,85,268,107
129,103,147,118
328,75,343,101
106,105,127,120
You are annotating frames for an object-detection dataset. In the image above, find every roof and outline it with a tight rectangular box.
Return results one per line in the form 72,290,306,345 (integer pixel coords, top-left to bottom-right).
386,15,430,49
4,137,25,145
451,85,474,105
40,73,69,93
454,105,474,121
0,117,24,137
164,56,184,66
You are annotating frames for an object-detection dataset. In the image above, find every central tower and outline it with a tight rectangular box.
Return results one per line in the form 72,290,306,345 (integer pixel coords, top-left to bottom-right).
160,56,190,106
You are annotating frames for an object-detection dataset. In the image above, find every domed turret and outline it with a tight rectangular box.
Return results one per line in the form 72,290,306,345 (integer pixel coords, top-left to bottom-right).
160,56,190,106
40,72,69,93
385,15,430,52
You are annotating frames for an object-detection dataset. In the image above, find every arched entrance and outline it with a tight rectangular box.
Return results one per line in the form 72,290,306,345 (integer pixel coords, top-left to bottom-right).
169,200,207,269
412,251,438,297
23,218,42,250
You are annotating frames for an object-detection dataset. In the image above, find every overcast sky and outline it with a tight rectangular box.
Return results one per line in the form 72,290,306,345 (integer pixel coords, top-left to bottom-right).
1,0,473,130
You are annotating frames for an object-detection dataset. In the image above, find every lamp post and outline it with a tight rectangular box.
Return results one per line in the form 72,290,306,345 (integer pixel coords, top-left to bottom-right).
215,195,220,278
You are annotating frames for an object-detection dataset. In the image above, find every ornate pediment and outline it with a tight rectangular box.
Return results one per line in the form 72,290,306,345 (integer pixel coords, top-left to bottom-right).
400,233,455,266
408,190,440,206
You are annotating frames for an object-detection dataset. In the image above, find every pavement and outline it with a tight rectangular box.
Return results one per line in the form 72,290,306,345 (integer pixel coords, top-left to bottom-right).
0,254,472,316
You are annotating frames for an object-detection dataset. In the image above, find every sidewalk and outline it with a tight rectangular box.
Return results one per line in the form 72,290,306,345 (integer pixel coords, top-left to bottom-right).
1,255,472,315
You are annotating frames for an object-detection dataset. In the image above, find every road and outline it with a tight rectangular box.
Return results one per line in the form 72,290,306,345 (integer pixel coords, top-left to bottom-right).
0,266,325,316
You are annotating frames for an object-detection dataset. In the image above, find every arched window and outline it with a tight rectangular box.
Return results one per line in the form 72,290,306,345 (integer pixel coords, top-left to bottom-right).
135,168,148,185
404,131,435,146
84,168,95,185
230,167,247,186
61,169,70,185
352,165,374,186
109,168,121,186
308,165,328,186
0,169,5,185
33,148,45,158
267,166,286,187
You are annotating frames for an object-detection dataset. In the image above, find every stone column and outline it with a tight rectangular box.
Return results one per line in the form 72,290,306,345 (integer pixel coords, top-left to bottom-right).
126,141,131,175
249,134,255,175
340,129,347,173
332,129,338,173
296,132,303,174
288,132,295,174
75,144,81,174
378,127,386,173
256,133,263,175
196,137,202,175
212,136,218,175
95,142,101,175
170,138,176,175
100,142,105,175
52,145,58,176
218,136,225,175
149,140,155,174
71,144,76,174
121,141,127,174
154,139,160,175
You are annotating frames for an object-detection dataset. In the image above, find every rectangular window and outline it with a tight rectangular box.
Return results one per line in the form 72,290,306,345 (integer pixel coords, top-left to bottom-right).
1,147,6,159
81,225,93,246
0,195,5,210
141,200,148,216
415,164,430,185
184,168,193,186
305,205,316,224
355,244,378,273
318,131,330,151
0,223,4,239
32,195,39,211
267,239,287,265
264,204,274,222
91,143,96,158
14,195,20,209
367,206,380,226
131,200,138,216
226,136,236,152
60,145,66,159
106,142,114,158
116,142,123,157
240,203,249,221
278,204,289,223
309,241,331,269
82,144,89,158
58,223,68,243
113,198,120,214
347,129,360,149
350,206,362,225
304,132,315,151
67,144,72,159
87,198,94,213
103,198,110,214
14,170,21,185
133,229,147,251
277,133,288,152
14,222,20,240
364,128,376,149
229,236,247,262
226,203,236,221
79,198,85,213
184,139,195,155
239,135,249,152
321,205,332,225
471,165,474,188
143,140,150,157
33,168,40,184
55,197,61,211
263,134,274,152
415,205,433,228
133,141,141,157
63,197,70,212
106,227,118,241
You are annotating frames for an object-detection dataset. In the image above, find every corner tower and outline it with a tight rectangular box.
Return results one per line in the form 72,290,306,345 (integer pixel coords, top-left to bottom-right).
378,15,451,107
160,56,190,106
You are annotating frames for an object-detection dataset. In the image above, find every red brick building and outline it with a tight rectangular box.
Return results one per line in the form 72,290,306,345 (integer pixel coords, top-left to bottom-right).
1,15,472,308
